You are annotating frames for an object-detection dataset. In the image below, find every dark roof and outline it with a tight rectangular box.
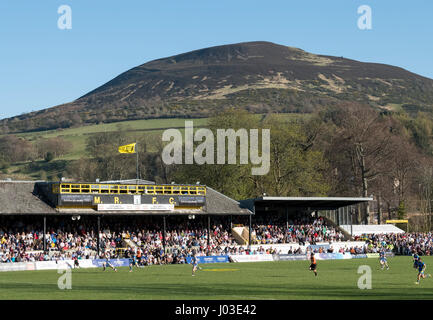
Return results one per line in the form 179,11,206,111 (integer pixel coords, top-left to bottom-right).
205,187,251,215
99,179,155,185
241,196,373,211
0,181,56,214
0,181,252,216
2,182,368,215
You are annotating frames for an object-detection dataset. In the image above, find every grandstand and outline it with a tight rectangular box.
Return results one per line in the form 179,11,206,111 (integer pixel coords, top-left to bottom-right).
9,179,430,274
240,195,373,243
0,179,373,260
0,179,251,257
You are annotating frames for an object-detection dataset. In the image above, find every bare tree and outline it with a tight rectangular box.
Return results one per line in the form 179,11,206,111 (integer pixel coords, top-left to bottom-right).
330,106,395,224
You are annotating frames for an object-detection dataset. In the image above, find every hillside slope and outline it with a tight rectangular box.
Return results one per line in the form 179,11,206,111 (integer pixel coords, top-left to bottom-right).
2,41,433,133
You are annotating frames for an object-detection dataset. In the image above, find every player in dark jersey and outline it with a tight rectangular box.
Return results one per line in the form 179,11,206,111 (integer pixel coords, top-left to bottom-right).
309,253,317,276
73,256,80,269
412,251,420,269
415,259,431,285
129,254,139,272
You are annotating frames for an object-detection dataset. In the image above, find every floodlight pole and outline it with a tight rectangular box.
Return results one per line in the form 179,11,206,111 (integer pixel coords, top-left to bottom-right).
248,211,252,251
43,216,47,252
97,216,101,257
207,216,211,249
136,142,139,183
163,216,166,252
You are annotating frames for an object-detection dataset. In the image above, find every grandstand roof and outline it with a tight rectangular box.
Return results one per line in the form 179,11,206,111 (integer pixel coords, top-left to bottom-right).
0,181,57,214
206,187,251,215
100,179,155,185
240,196,373,211
0,181,252,216
339,224,406,236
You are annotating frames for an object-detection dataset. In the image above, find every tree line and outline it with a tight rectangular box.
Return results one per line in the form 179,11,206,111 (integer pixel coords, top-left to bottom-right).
1,105,433,229
0,136,72,170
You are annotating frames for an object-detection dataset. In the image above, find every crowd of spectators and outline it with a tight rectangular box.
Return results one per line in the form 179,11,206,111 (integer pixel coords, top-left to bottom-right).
252,215,345,245
354,232,433,256
3,215,431,264
0,215,341,263
0,216,240,263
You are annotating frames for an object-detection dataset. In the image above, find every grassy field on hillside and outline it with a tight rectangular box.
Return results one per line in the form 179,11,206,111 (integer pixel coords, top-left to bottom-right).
3,118,210,179
16,118,211,160
0,256,432,300
16,113,295,140
1,113,305,179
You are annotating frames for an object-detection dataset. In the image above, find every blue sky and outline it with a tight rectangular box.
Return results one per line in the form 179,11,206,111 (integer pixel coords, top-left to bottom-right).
0,0,432,119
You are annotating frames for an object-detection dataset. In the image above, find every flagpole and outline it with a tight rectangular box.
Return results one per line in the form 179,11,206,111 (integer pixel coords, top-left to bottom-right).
136,142,139,184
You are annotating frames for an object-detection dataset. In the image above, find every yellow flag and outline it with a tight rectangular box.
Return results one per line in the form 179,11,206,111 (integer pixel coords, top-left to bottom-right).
118,143,136,154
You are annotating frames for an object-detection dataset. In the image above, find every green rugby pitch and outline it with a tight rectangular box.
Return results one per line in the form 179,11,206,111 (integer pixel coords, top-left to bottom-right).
0,256,432,300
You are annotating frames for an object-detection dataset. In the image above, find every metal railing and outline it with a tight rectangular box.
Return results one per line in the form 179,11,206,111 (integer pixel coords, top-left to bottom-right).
52,183,206,196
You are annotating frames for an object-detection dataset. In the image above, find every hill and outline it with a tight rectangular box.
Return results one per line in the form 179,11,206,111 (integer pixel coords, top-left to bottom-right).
2,41,433,133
